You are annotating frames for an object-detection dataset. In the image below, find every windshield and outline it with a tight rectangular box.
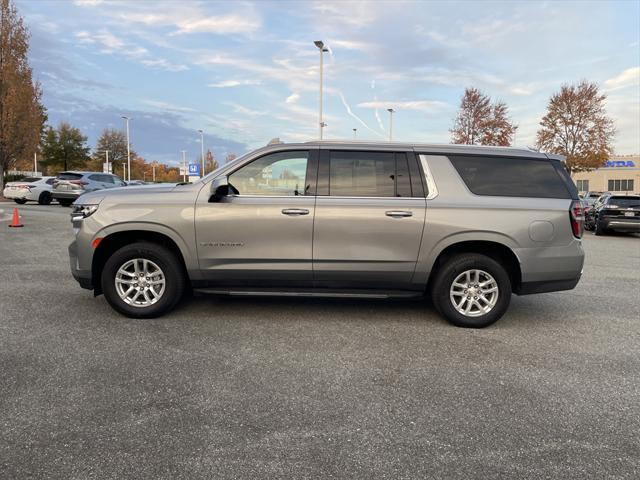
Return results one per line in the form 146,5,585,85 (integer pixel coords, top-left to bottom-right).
607,197,640,208
201,151,251,182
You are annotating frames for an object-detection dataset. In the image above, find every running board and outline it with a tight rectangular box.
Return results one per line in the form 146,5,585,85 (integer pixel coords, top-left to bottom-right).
193,288,423,299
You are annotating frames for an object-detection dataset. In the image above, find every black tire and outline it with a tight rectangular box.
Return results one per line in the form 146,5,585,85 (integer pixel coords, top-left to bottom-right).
38,191,52,205
594,219,607,236
430,253,512,328
14,198,27,204
58,199,73,207
101,241,186,318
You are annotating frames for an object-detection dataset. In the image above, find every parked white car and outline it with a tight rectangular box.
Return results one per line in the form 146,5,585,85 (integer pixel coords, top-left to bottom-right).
3,176,56,205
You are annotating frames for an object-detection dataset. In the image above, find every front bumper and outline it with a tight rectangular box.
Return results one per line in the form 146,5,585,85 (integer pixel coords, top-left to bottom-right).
68,240,93,290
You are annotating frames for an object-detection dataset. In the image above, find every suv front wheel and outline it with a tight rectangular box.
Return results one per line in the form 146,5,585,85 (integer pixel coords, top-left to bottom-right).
431,253,511,328
101,242,186,318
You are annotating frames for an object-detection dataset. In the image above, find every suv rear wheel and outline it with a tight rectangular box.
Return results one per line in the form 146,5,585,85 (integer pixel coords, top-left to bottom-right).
101,242,186,318
431,253,511,328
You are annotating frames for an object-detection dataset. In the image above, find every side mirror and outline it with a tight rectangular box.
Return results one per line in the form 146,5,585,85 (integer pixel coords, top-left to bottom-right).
209,176,230,203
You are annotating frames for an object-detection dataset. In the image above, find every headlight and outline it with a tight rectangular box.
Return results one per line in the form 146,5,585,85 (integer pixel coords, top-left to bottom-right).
71,204,99,219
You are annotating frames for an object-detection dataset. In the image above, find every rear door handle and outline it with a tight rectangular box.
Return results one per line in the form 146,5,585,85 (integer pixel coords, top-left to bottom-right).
386,210,413,218
282,208,310,216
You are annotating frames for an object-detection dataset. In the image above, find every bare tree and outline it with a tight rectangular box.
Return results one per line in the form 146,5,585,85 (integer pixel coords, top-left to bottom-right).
536,81,615,173
0,0,45,190
205,149,218,172
90,128,134,173
450,87,517,146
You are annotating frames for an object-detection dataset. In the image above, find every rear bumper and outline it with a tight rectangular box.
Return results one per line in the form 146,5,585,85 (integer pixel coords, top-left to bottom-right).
602,218,640,232
516,276,581,295
3,189,35,200
68,240,93,290
52,190,82,200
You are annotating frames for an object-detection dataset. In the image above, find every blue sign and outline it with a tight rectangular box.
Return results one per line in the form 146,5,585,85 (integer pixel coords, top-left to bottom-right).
188,163,201,176
604,160,635,168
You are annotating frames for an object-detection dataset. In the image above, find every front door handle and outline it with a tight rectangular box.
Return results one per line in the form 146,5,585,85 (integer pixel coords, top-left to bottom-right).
282,208,310,216
386,210,413,218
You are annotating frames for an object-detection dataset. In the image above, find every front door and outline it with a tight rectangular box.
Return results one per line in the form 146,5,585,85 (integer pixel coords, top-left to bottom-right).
313,149,426,289
195,149,317,287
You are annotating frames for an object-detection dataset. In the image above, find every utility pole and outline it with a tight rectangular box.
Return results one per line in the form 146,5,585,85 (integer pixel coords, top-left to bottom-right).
104,150,110,174
314,40,329,140
387,108,395,141
181,150,187,182
198,130,205,176
152,162,156,182
121,116,131,181
33,152,37,175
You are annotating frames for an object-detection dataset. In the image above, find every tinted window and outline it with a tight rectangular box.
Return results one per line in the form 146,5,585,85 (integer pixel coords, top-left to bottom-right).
229,150,308,196
88,174,103,182
102,175,115,184
607,196,640,208
57,172,83,180
395,153,412,197
21,177,41,182
45,178,56,185
329,151,395,197
449,155,570,198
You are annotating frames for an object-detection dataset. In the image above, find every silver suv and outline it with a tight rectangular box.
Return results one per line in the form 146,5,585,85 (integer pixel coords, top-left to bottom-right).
68,142,585,328
52,171,127,207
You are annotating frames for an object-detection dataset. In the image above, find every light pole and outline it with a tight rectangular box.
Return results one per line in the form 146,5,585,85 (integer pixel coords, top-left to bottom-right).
104,150,110,173
387,108,395,141
152,161,156,182
121,116,131,181
33,152,37,175
352,128,357,139
314,40,329,140
198,129,205,176
181,150,187,182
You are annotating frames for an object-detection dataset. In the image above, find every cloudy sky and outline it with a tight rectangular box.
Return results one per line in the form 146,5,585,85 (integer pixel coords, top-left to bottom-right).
17,0,640,165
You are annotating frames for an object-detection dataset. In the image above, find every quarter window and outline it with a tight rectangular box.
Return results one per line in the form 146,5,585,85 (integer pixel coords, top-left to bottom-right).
448,155,571,199
229,151,309,196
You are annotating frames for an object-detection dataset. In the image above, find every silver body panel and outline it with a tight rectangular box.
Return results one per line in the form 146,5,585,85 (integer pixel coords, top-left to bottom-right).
68,142,583,297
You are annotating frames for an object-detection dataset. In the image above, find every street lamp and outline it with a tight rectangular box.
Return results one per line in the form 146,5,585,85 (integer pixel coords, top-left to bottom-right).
181,150,187,182
387,108,395,141
314,40,329,140
352,128,357,139
198,129,205,176
103,150,110,173
121,116,131,181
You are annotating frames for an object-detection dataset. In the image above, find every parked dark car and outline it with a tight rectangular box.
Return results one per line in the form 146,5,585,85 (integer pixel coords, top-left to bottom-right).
584,194,640,235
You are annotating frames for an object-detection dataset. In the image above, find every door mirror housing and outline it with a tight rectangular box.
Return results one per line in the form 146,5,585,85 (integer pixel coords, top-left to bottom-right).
209,176,230,203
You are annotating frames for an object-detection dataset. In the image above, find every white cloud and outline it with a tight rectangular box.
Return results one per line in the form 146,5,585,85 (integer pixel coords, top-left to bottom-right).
74,30,186,71
328,39,372,51
357,100,449,111
143,99,195,113
225,102,267,117
172,14,261,35
604,67,640,91
286,93,300,104
73,0,104,5
208,79,261,88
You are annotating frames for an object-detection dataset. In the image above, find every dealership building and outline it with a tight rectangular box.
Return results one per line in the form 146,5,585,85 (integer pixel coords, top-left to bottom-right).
571,155,639,195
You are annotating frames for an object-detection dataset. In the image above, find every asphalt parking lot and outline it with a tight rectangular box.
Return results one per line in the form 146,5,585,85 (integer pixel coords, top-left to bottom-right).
1,204,639,479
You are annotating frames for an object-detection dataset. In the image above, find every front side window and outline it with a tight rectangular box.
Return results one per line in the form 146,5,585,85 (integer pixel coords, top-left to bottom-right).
229,150,309,196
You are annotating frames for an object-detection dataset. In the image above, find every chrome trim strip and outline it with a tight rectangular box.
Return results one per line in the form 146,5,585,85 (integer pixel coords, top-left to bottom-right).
418,154,439,200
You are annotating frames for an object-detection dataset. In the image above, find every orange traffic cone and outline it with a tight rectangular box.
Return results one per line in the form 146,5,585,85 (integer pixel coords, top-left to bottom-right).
8,208,23,228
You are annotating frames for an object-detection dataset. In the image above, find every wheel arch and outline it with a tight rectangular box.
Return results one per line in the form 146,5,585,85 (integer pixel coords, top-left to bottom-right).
91,230,189,295
426,239,522,293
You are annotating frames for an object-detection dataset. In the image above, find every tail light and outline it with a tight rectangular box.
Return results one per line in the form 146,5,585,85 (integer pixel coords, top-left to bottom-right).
15,184,33,190
69,180,88,188
570,200,584,238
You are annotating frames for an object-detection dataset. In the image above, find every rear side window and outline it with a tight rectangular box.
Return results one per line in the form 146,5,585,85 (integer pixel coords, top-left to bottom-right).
57,172,83,180
448,155,571,199
329,151,395,197
21,177,41,182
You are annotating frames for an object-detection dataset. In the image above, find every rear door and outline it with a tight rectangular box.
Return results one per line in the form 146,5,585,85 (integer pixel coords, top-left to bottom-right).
313,149,427,289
